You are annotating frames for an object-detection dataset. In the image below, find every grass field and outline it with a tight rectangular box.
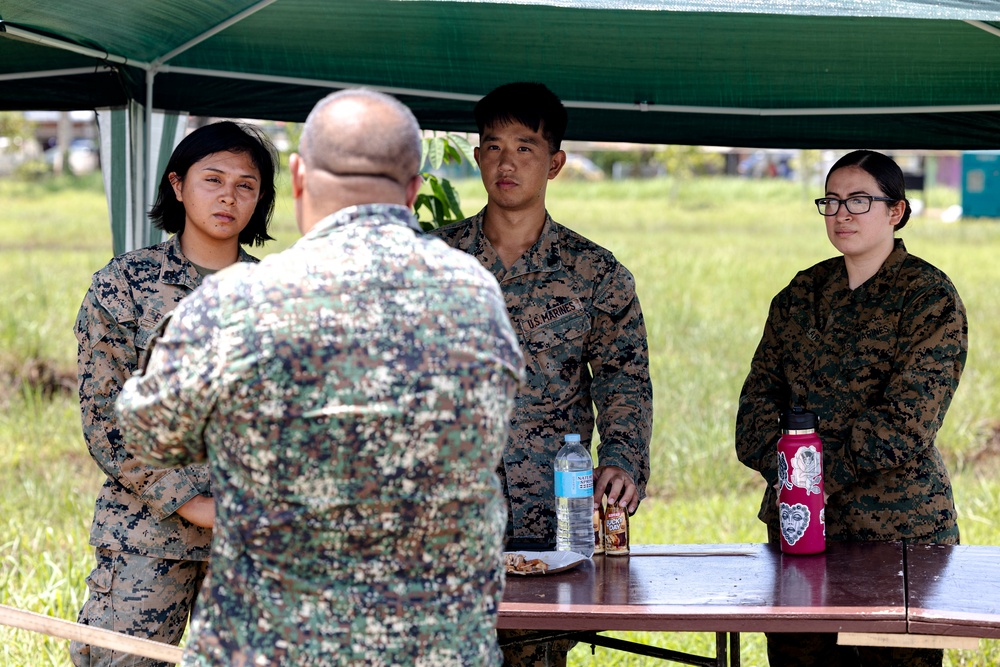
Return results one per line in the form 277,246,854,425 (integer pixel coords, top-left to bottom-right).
2,171,999,665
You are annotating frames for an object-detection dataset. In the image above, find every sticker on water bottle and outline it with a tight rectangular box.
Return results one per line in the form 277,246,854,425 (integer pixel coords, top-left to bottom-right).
555,470,593,498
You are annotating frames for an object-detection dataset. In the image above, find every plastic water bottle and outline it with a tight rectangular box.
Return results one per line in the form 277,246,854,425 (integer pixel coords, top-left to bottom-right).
554,433,595,557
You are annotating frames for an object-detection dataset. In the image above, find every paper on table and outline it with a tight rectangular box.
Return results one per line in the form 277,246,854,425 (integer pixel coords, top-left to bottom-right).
504,551,588,575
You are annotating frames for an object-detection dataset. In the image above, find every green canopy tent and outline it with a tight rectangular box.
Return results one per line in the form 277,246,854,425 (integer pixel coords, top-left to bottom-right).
3,0,1000,253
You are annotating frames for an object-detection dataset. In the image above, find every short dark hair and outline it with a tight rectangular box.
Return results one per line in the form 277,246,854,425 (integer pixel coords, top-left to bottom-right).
826,149,912,231
474,82,568,154
149,121,277,246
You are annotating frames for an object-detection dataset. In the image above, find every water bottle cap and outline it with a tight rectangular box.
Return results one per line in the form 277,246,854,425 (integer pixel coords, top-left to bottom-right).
781,406,818,431
564,433,581,443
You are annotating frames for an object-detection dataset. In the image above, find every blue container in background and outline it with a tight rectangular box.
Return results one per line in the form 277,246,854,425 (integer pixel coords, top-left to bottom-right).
962,152,1000,218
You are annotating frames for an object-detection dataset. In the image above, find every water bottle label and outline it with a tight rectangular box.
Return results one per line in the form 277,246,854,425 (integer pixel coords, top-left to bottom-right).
555,470,593,498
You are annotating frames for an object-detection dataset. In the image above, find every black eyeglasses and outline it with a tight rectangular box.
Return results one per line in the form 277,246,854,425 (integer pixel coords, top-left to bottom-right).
815,196,896,216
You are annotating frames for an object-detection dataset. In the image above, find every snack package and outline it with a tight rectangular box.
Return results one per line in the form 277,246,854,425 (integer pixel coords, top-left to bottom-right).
604,502,629,556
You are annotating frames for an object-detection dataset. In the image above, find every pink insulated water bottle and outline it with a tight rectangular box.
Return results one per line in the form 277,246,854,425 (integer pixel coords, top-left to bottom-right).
777,407,825,555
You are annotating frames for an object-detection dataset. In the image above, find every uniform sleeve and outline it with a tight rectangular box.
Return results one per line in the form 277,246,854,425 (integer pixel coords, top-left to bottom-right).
828,282,967,496
588,264,653,499
735,292,790,490
76,263,206,521
117,279,225,469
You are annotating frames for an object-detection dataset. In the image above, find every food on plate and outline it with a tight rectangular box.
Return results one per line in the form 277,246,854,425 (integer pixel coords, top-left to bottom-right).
504,552,549,574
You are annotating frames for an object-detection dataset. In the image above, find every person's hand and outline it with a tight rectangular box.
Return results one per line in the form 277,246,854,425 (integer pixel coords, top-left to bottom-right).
176,495,215,528
593,465,639,514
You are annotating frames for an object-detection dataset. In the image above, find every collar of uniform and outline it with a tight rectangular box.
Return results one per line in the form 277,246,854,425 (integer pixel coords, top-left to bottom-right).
469,207,564,281
821,237,909,310
159,234,201,290
850,238,908,303
159,233,256,288
466,208,505,278
306,203,419,239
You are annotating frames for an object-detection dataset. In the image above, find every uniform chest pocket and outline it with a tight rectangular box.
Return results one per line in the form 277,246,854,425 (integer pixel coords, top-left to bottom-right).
134,325,158,351
522,310,592,398
523,311,591,356
134,309,170,372
839,351,893,402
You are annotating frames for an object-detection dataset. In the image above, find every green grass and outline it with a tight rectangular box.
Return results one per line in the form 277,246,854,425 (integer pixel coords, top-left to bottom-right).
2,173,999,665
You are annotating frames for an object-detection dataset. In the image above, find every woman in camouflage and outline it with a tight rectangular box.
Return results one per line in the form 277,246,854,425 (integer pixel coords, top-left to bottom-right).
71,122,276,667
736,150,967,667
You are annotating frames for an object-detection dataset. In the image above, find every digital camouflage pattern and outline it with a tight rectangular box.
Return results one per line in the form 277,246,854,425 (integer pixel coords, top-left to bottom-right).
70,548,207,667
432,208,652,544
72,235,256,665
75,234,256,559
117,204,524,666
736,239,967,545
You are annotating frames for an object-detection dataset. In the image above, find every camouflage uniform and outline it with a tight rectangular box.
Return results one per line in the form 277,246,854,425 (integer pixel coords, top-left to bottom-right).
736,239,966,667
433,209,652,667
116,204,524,666
72,234,257,667
432,208,652,543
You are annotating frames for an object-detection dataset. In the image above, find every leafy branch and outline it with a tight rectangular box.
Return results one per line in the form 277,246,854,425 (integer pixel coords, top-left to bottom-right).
415,132,476,231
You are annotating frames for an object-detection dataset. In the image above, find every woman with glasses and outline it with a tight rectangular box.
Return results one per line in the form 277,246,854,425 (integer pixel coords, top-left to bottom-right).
736,150,967,666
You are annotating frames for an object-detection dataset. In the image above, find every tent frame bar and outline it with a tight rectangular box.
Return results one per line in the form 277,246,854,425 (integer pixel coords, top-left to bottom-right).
966,20,1000,39
0,66,110,81
160,63,1000,117
0,23,143,67
152,0,278,66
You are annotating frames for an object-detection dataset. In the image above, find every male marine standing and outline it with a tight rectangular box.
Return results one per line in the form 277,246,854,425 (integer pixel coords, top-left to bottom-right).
116,88,524,666
432,82,652,666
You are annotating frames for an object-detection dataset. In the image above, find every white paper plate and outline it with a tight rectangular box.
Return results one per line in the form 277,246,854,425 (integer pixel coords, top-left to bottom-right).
504,551,588,576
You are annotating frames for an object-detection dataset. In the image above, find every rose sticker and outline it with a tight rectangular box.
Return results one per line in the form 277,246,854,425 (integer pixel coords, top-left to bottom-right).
791,445,822,495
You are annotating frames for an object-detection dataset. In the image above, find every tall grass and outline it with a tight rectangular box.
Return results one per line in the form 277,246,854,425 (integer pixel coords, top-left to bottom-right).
1,173,999,666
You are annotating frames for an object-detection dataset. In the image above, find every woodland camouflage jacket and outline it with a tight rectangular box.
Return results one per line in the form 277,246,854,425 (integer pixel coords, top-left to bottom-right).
736,239,966,544
433,208,652,544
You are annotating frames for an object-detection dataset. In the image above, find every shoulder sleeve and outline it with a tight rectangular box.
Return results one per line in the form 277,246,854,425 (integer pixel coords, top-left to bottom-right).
594,264,636,317
589,262,652,500
735,288,792,488
77,258,206,519
834,276,967,494
76,261,138,477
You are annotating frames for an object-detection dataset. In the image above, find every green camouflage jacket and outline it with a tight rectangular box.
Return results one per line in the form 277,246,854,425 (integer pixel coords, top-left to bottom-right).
75,234,257,559
117,204,524,666
432,208,652,543
736,239,966,544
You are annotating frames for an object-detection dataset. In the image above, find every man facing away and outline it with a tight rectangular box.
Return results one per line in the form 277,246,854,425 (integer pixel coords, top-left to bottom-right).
115,88,525,666
432,81,653,666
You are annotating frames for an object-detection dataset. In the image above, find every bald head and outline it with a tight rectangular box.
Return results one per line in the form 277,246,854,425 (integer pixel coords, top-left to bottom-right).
300,89,422,187
291,89,424,233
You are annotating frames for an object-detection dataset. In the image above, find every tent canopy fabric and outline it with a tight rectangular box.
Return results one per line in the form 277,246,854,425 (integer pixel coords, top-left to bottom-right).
4,0,1000,149
4,0,1000,253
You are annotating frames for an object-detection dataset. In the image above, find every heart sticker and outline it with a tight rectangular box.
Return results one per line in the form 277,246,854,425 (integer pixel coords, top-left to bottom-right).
779,502,811,546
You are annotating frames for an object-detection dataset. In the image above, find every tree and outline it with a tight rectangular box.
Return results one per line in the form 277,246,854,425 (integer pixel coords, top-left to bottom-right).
0,111,35,145
653,145,724,199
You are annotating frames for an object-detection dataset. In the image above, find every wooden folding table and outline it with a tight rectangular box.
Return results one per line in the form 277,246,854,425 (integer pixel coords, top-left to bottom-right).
498,542,908,666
